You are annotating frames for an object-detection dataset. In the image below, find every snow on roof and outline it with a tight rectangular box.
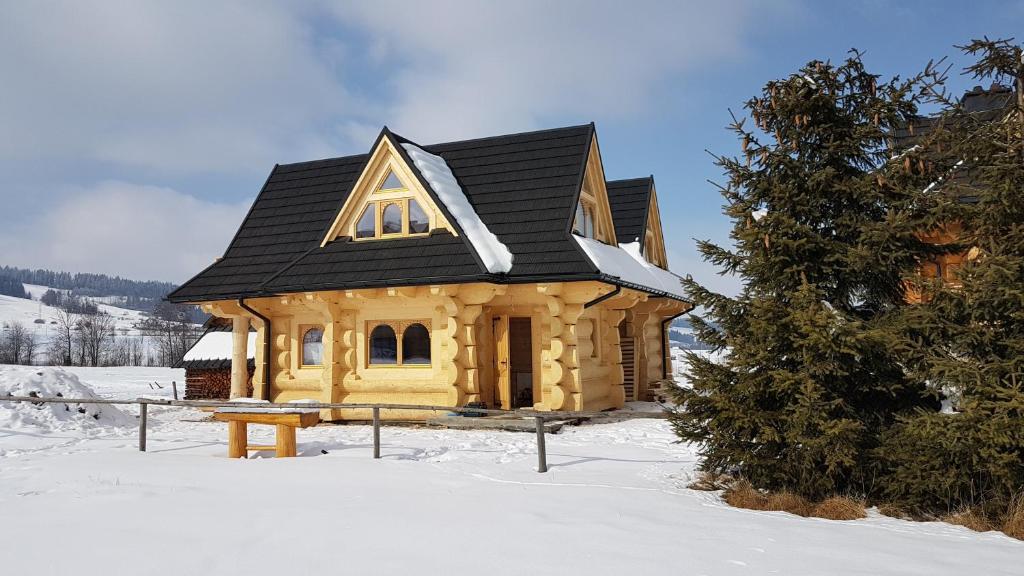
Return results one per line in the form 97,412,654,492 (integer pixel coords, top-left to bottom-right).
573,236,686,299
401,143,514,274
182,331,256,362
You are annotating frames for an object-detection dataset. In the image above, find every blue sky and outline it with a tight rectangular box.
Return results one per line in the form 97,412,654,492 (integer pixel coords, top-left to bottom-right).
1,1,1021,290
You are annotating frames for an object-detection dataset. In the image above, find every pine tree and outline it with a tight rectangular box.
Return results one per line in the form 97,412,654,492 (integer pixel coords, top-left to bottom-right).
671,52,947,499
881,39,1024,515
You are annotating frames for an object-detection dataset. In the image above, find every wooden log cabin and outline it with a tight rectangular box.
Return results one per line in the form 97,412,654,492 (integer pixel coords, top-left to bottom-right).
168,124,691,420
901,84,1015,302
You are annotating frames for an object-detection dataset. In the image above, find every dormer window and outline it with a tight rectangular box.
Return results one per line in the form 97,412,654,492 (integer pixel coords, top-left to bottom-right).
356,205,376,239
573,201,596,238
382,202,403,235
380,170,403,190
351,169,434,240
409,200,429,233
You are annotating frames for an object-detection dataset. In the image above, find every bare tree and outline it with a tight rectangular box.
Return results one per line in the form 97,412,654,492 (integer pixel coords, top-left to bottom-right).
76,313,115,366
0,322,36,365
107,335,146,367
49,308,78,365
22,330,37,365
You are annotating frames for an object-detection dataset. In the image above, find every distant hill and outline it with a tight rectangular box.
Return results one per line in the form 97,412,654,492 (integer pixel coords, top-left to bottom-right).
0,265,204,323
669,315,715,350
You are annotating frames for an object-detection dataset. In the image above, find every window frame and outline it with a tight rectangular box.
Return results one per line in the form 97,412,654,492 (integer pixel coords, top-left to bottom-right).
365,320,432,368
352,197,433,241
299,324,325,368
572,194,600,240
380,201,405,237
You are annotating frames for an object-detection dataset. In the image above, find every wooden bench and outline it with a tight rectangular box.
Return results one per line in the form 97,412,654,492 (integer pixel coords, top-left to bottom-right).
213,409,320,458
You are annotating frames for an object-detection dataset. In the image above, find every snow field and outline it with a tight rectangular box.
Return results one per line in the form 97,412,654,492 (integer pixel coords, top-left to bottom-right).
0,366,1020,575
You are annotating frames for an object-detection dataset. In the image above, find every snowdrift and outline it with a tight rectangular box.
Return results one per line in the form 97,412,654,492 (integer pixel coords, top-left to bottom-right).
0,366,133,430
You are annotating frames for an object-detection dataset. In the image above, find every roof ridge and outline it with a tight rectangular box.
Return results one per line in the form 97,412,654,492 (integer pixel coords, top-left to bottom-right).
607,176,654,186
276,123,594,169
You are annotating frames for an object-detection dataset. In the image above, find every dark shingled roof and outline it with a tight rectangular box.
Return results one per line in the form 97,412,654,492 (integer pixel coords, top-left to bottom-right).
893,84,1015,205
606,177,653,246
168,123,683,303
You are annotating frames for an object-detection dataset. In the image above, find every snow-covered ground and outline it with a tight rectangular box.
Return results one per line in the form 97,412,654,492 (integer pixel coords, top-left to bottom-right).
671,346,726,388
0,285,201,363
7,284,150,331
0,365,1020,575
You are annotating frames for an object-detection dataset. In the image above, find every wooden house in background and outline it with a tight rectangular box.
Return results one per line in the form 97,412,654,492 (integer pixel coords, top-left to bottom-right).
168,124,690,420
901,84,1014,302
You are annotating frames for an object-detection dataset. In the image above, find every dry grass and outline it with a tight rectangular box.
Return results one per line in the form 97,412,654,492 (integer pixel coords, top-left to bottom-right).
810,496,866,521
723,480,769,509
943,507,995,533
1001,493,1024,540
766,491,813,517
687,471,734,492
723,481,867,520
877,503,907,519
723,481,813,516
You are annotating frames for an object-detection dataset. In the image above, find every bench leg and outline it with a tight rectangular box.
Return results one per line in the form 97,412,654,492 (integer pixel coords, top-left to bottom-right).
276,424,297,457
228,421,248,458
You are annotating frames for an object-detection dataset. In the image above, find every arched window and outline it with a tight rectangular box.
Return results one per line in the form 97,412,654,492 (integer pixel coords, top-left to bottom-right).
408,199,429,234
369,324,398,364
402,323,431,364
356,204,376,238
302,327,324,366
382,203,403,235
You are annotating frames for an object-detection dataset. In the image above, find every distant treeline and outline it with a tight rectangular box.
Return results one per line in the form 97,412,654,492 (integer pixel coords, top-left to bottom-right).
0,265,206,324
0,266,177,300
0,275,28,299
40,289,100,315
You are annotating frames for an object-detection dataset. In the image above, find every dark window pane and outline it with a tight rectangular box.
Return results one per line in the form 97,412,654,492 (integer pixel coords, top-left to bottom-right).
380,170,403,190
302,328,324,365
356,204,375,238
369,324,397,364
382,203,402,234
402,323,431,364
409,199,429,234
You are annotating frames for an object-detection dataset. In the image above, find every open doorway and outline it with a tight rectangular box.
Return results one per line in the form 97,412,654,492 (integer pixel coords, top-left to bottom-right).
508,318,533,408
493,315,534,409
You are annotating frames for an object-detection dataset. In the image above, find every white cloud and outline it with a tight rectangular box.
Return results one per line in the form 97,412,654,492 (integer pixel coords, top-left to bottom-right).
0,0,779,286
2,181,250,283
0,1,358,173
331,0,772,142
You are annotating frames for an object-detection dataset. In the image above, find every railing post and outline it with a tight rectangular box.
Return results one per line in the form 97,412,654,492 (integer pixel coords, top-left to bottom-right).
171,380,179,401
138,402,148,452
535,416,547,473
372,406,381,459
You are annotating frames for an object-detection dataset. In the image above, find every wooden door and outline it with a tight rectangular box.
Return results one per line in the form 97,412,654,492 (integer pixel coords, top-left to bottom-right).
493,315,511,409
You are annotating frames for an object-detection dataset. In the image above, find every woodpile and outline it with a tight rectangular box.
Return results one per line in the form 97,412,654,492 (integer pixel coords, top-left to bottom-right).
184,367,253,400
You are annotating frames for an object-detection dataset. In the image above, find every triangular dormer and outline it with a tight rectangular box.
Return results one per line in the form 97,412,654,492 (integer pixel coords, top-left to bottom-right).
322,130,456,246
642,181,669,269
570,131,618,246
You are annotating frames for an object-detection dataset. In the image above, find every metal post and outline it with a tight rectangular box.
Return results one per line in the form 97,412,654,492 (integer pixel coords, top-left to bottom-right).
535,416,547,473
138,402,148,452
171,381,178,401
372,406,381,459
